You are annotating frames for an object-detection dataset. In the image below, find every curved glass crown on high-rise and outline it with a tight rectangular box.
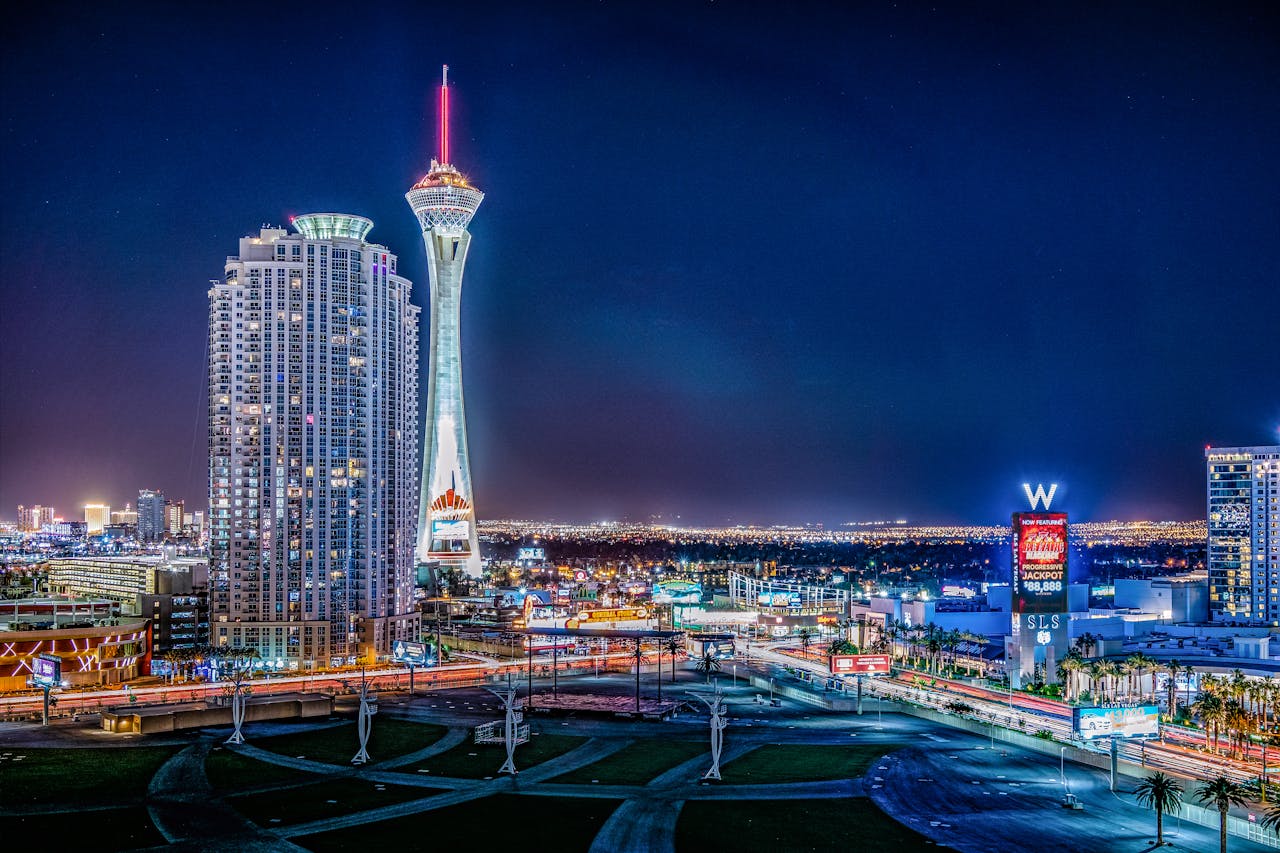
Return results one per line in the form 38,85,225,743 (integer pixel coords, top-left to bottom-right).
409,65,485,577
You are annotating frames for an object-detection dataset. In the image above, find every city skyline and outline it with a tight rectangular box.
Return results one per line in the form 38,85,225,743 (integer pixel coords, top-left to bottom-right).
2,3,1278,526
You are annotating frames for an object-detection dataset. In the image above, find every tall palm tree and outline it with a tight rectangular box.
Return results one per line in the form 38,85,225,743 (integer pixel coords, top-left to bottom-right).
796,627,815,659
1127,652,1155,701
1066,653,1088,702
1087,660,1108,702
1074,632,1100,658
1134,771,1183,847
663,636,683,683
1165,660,1182,717
1194,692,1227,754
694,651,722,684
1195,776,1249,853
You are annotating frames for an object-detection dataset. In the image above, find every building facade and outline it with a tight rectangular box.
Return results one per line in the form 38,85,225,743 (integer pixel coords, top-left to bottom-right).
208,214,421,667
1207,445,1280,624
84,503,110,534
138,490,166,542
408,67,485,578
46,556,207,613
16,505,56,531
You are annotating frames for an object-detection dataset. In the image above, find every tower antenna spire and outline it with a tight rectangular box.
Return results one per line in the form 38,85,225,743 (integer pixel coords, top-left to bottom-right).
440,64,450,165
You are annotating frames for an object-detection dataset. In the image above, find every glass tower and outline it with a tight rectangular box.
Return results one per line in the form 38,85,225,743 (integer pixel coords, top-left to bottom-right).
1206,445,1280,623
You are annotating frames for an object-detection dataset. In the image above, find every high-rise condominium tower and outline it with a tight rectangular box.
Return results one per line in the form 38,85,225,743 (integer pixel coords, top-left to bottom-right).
1207,444,1280,623
208,214,421,667
407,66,484,577
137,489,166,542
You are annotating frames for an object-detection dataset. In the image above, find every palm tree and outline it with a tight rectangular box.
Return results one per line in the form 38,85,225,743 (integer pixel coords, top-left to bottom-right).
1194,692,1227,754
1260,799,1280,838
797,627,814,657
1165,660,1182,717
663,636,683,683
1058,654,1083,703
1127,652,1155,701
1134,771,1183,847
694,651,722,684
1088,660,1108,702
827,638,856,657
1074,632,1100,658
1195,776,1249,853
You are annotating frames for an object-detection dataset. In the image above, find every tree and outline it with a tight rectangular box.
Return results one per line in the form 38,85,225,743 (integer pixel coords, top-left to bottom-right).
827,638,856,657
663,636,683,683
1074,632,1100,658
694,651,722,684
1195,776,1249,853
1193,692,1227,754
1058,653,1083,703
1134,771,1183,847
1261,799,1280,838
796,627,814,656
1165,660,1182,717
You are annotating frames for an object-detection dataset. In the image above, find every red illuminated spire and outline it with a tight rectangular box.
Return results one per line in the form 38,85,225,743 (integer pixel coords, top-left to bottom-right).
440,64,450,165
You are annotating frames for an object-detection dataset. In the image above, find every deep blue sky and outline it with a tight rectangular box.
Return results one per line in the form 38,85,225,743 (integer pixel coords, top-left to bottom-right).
2,2,1277,526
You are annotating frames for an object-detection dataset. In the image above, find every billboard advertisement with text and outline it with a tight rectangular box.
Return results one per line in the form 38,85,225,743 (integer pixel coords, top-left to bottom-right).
830,654,892,676
32,654,61,687
1012,512,1068,614
1073,705,1160,740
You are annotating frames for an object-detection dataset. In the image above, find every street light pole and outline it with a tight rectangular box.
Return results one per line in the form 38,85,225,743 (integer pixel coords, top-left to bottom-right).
1060,746,1066,790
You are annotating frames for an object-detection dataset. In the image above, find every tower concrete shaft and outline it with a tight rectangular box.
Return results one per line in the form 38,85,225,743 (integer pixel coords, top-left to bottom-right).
408,155,484,576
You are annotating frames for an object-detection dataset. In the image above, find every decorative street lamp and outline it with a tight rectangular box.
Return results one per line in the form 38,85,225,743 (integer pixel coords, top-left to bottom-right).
352,669,376,764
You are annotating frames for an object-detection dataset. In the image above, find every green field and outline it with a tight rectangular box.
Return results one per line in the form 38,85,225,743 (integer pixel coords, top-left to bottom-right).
297,793,621,852
250,718,448,766
719,743,904,785
675,798,937,852
2,807,167,851
392,733,587,779
205,746,327,793
229,777,445,826
0,746,178,806
549,739,708,785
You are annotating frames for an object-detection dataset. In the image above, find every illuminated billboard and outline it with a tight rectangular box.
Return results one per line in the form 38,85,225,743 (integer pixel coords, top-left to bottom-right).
757,591,801,608
1012,512,1068,614
432,519,471,541
1073,705,1160,740
830,654,891,676
517,547,546,562
392,641,431,667
653,580,702,604
32,654,61,687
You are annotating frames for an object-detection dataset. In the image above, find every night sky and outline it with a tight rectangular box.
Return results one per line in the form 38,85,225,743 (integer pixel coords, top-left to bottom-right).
2,2,1277,526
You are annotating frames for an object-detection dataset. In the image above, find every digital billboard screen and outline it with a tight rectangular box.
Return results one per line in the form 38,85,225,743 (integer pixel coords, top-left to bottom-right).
33,654,61,687
653,580,702,604
432,519,470,541
1073,705,1160,740
392,641,431,667
1012,512,1068,614
517,547,545,562
830,654,892,676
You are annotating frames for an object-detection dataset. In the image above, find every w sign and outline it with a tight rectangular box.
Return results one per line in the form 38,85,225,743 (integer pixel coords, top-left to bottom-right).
1022,483,1058,511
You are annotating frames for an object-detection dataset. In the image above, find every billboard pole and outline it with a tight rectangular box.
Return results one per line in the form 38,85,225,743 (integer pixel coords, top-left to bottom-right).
1110,736,1118,791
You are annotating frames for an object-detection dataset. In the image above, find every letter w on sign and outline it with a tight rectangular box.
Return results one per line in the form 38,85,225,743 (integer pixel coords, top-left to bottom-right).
1023,483,1058,511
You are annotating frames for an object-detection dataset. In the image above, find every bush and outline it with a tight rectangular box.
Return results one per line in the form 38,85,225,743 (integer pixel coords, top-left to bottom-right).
1034,729,1055,740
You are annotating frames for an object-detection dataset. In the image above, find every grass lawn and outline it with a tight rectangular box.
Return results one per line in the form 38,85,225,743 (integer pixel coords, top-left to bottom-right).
229,777,446,826
2,807,167,850
719,743,904,785
392,733,587,779
676,798,937,852
549,739,708,785
251,718,448,766
0,746,178,806
298,793,621,852
205,746,328,793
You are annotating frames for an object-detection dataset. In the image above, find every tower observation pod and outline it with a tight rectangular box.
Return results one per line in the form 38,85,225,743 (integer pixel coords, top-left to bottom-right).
407,65,485,578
